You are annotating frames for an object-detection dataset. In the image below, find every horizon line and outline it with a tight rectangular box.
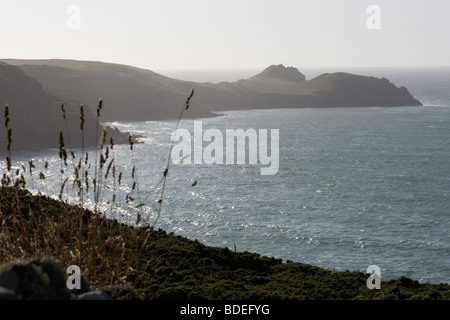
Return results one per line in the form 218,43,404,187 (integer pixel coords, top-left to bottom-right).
2,57,450,72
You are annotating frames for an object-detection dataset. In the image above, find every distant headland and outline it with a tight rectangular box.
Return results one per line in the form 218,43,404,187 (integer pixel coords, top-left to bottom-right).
0,59,422,151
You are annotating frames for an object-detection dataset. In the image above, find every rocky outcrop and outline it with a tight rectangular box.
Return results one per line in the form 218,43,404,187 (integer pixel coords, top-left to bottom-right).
0,256,142,300
249,64,306,82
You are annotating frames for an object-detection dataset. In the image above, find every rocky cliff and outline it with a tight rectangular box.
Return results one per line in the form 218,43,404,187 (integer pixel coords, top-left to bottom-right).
0,62,137,152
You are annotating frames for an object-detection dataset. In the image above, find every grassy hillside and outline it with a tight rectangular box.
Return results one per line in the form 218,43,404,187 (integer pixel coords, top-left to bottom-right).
0,62,137,151
0,186,448,300
1,59,215,121
2,60,422,122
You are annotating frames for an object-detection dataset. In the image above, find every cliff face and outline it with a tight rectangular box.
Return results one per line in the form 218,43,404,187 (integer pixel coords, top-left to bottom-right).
292,72,423,107
193,67,422,111
1,60,422,126
0,62,133,152
1,59,216,122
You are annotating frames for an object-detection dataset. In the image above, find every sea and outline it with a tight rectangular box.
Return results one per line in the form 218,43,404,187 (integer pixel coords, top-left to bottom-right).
3,66,450,284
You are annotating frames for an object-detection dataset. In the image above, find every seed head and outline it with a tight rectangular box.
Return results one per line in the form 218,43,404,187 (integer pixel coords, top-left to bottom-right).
80,104,85,131
61,103,66,120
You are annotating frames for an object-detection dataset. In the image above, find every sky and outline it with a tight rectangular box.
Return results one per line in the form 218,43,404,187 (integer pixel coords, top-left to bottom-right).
1,0,450,71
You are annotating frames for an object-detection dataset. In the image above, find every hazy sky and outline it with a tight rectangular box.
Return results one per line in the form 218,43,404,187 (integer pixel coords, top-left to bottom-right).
1,0,449,70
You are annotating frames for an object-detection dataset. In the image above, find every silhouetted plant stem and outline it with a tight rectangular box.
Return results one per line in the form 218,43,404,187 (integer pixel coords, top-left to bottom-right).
152,89,194,227
94,99,103,214
80,104,85,208
4,104,12,184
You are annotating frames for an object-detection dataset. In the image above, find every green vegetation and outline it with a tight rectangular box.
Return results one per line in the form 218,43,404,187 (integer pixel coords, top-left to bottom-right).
0,187,448,300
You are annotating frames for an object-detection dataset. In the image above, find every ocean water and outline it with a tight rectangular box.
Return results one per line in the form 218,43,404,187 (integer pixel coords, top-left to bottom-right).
3,67,450,284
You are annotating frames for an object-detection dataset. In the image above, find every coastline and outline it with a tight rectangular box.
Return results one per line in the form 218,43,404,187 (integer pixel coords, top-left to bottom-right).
0,187,448,300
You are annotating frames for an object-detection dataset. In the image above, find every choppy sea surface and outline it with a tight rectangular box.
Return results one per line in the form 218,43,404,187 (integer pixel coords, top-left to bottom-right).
4,67,450,284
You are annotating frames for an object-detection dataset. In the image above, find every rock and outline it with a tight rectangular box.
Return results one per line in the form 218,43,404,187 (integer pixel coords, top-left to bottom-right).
101,284,144,300
0,256,72,299
0,269,19,290
77,285,143,300
77,290,113,300
0,255,143,300
251,64,307,82
0,286,17,300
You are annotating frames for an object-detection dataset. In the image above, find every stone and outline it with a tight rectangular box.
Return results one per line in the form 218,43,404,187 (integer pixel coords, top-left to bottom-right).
0,286,17,300
77,290,113,300
0,256,71,300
